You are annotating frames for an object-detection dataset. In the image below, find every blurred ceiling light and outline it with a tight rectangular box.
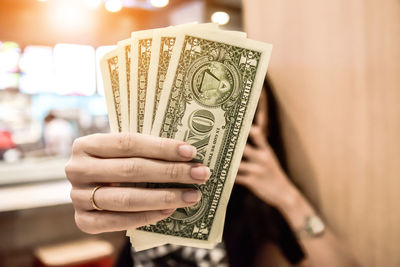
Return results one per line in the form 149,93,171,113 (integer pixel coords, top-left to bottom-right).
84,0,103,9
150,0,169,8
105,0,123,12
51,2,87,31
211,11,230,25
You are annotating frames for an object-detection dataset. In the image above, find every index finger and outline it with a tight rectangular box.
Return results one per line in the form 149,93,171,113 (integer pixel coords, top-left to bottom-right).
74,133,196,161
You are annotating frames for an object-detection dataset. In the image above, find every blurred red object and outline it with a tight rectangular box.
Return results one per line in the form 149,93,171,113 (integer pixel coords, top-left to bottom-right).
0,131,14,150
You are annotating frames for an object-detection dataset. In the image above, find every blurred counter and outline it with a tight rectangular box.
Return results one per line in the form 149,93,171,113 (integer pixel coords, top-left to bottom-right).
0,157,67,186
0,180,71,212
0,157,71,212
0,157,125,267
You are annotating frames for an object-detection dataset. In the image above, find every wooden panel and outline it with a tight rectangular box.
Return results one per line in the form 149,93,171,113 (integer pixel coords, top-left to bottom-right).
243,1,400,266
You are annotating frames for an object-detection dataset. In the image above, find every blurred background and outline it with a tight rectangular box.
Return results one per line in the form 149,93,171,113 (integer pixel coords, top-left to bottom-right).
1,0,399,266
0,0,243,266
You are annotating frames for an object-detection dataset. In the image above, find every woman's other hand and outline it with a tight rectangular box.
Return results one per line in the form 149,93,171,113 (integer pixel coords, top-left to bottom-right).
65,133,211,234
235,88,299,209
236,125,297,208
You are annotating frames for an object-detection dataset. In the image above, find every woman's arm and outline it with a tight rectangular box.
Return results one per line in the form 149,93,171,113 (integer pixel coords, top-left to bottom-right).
236,126,360,267
278,183,359,267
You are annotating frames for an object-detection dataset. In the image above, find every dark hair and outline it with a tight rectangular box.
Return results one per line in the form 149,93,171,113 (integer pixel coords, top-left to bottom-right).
223,78,305,266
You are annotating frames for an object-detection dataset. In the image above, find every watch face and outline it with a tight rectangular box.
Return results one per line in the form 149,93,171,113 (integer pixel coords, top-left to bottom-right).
307,216,326,236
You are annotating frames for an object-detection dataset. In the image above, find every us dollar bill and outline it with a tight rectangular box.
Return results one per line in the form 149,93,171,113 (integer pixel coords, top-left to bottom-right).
143,30,177,134
143,24,246,134
128,31,272,250
129,30,154,133
117,39,131,132
143,24,221,134
100,48,122,133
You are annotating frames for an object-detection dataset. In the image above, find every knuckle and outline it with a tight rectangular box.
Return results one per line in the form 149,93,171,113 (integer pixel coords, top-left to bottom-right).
75,212,96,234
165,163,184,180
254,165,265,175
69,189,78,203
72,137,85,154
74,212,85,231
65,161,87,184
163,191,177,205
157,138,167,153
69,189,84,210
117,133,134,154
258,150,269,161
157,138,175,155
261,150,275,165
122,159,141,178
64,160,74,176
65,161,79,183
120,191,137,208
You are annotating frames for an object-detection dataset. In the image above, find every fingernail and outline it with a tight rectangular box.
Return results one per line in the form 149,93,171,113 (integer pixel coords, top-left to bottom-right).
161,208,176,215
182,190,201,203
190,166,211,181
178,144,197,158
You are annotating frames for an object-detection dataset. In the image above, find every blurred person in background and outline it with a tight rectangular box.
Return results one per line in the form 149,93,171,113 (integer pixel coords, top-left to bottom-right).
44,111,74,157
65,80,359,266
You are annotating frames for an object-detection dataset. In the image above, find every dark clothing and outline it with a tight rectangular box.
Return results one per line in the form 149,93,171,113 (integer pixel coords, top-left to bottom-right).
224,185,305,266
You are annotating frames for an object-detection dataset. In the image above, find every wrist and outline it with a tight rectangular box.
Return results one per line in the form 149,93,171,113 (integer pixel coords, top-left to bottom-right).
276,183,316,230
271,176,302,211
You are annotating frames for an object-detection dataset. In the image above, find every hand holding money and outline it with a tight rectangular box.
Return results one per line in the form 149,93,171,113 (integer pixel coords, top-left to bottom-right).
70,22,272,250
66,133,210,232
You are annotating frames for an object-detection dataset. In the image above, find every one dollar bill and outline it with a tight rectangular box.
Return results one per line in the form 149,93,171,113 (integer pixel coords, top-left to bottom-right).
117,39,132,132
129,30,154,134
144,25,247,135
100,48,122,133
128,31,272,250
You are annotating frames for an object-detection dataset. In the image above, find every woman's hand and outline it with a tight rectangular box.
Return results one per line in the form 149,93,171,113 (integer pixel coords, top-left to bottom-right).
236,126,297,208
65,133,211,234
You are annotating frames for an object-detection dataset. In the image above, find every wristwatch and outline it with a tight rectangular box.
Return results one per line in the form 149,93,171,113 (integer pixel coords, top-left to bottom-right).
297,215,326,238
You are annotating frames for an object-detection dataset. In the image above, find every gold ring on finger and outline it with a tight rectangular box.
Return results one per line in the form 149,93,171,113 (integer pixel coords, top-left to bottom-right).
90,185,103,211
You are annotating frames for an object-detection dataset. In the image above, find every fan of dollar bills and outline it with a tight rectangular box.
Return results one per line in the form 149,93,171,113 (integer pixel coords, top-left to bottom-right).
100,23,272,251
